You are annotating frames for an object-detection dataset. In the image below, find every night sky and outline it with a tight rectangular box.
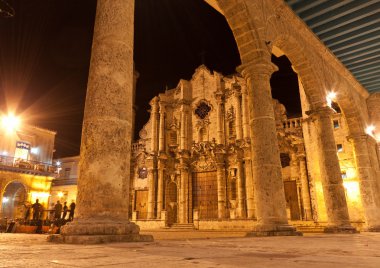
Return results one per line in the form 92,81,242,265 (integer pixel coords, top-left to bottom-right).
0,0,300,158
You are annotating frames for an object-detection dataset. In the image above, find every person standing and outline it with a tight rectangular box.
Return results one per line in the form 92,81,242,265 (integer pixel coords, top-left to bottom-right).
31,199,42,221
54,201,62,220
68,200,76,221
62,202,68,220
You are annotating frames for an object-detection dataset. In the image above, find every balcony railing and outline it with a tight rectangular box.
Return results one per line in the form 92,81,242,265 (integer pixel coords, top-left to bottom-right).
132,142,146,153
0,155,57,175
282,118,302,130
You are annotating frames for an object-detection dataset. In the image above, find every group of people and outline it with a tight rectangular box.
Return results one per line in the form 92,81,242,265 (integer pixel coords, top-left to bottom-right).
24,199,76,223
53,200,76,221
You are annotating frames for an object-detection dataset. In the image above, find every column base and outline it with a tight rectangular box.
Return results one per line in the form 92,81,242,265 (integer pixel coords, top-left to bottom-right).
246,223,303,237
323,225,358,234
47,219,154,244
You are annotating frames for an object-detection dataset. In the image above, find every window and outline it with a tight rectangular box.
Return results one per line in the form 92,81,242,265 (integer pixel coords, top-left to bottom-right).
195,102,211,119
341,170,347,179
337,144,343,152
169,131,177,146
14,141,30,160
280,153,291,167
138,167,148,179
64,168,71,178
333,120,340,129
228,120,236,138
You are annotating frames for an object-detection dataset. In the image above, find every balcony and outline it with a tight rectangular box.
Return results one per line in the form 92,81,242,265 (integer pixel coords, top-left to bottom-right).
0,155,57,176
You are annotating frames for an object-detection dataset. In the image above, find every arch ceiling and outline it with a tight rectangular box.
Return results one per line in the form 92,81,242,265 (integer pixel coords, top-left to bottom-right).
285,0,380,93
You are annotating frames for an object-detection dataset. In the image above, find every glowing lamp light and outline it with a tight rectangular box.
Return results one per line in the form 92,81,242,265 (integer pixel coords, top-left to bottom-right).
2,197,9,203
2,151,7,156
57,192,64,198
1,113,21,134
365,125,375,137
56,161,61,167
326,91,337,107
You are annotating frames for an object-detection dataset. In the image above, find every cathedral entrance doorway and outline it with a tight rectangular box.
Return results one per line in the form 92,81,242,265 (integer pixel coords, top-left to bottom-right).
135,190,148,220
166,182,178,226
284,180,300,220
192,171,218,220
1,181,27,220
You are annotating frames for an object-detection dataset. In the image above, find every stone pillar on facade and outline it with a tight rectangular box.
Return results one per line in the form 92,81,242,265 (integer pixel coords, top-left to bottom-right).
243,147,255,219
216,152,227,219
236,159,246,218
308,106,356,233
51,0,152,243
215,91,225,145
147,163,156,219
233,89,243,140
241,86,250,140
150,97,159,154
178,156,190,223
349,134,380,231
239,60,299,236
157,102,167,219
298,153,313,221
180,104,188,151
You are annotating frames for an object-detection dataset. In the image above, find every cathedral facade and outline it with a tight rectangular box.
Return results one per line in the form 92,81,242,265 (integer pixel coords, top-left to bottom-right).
130,65,368,230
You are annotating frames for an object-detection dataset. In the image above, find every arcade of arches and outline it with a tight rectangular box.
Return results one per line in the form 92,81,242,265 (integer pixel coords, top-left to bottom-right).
52,0,380,243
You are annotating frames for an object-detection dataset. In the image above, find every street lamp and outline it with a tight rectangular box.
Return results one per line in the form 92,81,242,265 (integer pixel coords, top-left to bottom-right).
1,113,21,134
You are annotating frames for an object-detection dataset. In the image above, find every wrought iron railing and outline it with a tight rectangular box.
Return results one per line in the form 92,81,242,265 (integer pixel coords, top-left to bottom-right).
0,155,57,175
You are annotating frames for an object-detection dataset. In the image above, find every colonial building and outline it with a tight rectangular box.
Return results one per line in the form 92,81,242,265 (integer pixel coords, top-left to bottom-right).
130,65,378,230
0,117,57,220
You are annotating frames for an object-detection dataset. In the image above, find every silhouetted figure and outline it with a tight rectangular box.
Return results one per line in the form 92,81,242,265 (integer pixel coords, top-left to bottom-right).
62,202,68,220
69,201,76,221
54,201,62,220
23,202,31,222
31,199,42,221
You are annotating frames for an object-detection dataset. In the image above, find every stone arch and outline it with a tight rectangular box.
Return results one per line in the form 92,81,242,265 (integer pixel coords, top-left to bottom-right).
216,0,268,65
1,180,28,220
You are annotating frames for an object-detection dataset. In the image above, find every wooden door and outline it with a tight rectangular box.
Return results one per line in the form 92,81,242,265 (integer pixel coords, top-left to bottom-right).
192,171,218,219
284,180,300,220
135,190,148,219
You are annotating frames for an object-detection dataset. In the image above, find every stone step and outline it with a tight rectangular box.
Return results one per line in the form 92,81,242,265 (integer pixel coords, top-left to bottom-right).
170,224,196,230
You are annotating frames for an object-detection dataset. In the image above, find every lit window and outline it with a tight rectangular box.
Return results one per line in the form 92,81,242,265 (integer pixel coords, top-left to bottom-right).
337,144,343,152
14,141,30,160
333,120,339,129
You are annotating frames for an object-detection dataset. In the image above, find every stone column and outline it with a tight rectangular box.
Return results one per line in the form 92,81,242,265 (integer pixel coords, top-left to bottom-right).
147,165,156,219
349,134,380,231
308,107,356,233
215,91,225,145
298,154,313,221
243,150,255,219
233,90,243,140
236,159,246,218
178,157,190,223
180,104,188,150
158,102,166,152
216,152,227,219
156,159,166,220
150,97,159,154
53,0,152,243
239,61,298,235
241,86,250,140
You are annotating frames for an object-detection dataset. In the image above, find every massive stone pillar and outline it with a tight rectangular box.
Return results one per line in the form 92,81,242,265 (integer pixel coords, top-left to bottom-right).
349,134,380,231
298,154,313,220
52,0,152,243
240,61,299,235
308,107,356,233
